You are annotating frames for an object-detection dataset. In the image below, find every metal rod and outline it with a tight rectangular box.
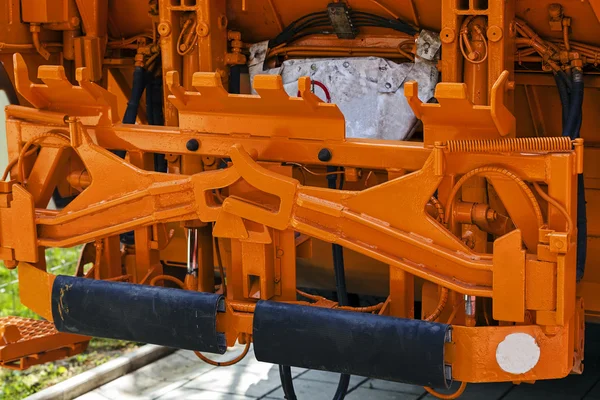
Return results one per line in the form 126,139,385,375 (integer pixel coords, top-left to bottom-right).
465,295,477,327
187,228,199,277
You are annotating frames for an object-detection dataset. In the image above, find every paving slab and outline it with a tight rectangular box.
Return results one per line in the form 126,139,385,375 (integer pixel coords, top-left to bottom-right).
183,360,303,397
421,382,513,400
345,387,422,400
134,351,216,382
266,378,343,400
75,324,600,400
298,370,367,387
361,379,427,396
156,387,254,400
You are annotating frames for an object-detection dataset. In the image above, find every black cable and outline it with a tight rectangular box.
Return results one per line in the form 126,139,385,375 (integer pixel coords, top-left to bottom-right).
554,71,570,129
292,17,331,33
279,365,296,399
270,12,329,47
118,66,148,245
270,9,416,48
285,11,328,30
556,68,587,281
278,167,350,400
350,11,417,35
570,72,587,281
576,172,587,281
563,68,584,140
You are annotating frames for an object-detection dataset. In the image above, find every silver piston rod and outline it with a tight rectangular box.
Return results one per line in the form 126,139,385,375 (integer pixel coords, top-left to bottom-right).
187,228,199,278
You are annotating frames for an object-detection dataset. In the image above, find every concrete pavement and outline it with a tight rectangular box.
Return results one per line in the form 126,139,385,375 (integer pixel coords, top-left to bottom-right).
73,324,600,400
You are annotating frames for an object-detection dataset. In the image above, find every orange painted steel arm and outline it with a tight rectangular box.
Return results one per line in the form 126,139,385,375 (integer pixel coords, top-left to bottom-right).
27,136,497,296
7,129,575,300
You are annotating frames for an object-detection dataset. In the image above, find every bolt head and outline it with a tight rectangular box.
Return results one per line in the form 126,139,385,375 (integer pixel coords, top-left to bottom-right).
186,139,200,152
158,22,171,37
318,148,332,162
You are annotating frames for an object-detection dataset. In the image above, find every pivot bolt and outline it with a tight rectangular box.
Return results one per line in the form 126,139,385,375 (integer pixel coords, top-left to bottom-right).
318,148,332,162
186,139,200,152
158,22,171,37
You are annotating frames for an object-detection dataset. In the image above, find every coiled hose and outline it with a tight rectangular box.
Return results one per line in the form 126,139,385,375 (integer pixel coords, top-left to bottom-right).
279,166,350,400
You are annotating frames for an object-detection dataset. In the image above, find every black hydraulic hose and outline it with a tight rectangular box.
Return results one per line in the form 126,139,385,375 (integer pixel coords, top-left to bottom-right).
270,9,416,48
285,11,329,30
116,65,147,159
124,66,148,125
577,173,587,281
145,70,168,172
557,68,587,281
554,71,570,129
279,365,296,399
119,66,148,245
350,11,418,35
278,167,351,400
563,68,584,140
292,17,331,33
571,76,587,281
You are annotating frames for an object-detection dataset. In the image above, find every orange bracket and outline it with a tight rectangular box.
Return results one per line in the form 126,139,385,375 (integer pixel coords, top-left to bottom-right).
12,53,118,126
406,70,516,144
166,71,346,140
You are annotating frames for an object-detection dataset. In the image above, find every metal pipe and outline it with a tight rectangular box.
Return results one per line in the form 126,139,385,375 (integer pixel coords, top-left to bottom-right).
30,24,51,60
187,228,200,278
465,295,476,327
6,105,68,125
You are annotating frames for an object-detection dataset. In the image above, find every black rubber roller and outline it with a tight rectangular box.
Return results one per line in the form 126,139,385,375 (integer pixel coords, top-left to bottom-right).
253,301,452,388
52,275,226,354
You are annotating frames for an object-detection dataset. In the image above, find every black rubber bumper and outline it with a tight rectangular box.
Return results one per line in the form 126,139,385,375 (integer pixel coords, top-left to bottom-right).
52,275,226,354
253,301,451,388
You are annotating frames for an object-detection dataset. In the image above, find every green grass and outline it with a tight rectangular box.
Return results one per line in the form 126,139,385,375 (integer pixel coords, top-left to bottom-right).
0,338,139,400
0,247,81,318
0,247,142,400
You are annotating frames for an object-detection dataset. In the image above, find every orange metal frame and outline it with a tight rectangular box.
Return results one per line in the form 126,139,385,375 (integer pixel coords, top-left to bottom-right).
0,0,597,396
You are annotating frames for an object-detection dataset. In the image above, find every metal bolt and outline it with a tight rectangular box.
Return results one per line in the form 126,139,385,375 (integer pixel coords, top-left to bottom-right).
343,61,350,68
186,139,200,152
158,22,171,37
318,148,332,162
385,82,392,89
311,64,317,71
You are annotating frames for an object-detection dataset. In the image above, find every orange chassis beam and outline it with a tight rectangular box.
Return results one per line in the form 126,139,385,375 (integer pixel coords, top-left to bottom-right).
1,55,585,384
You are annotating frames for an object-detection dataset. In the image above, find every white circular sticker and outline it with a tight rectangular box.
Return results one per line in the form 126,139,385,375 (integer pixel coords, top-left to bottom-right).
496,333,541,374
